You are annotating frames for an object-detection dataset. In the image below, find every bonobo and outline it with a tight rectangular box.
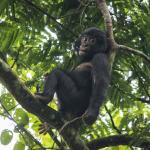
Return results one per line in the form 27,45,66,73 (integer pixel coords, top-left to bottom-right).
35,27,110,125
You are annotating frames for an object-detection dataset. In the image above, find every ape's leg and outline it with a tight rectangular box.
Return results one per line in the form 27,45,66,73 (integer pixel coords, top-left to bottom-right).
35,69,78,104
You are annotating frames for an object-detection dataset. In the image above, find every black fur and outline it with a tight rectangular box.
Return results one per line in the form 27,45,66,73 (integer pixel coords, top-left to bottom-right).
36,28,110,125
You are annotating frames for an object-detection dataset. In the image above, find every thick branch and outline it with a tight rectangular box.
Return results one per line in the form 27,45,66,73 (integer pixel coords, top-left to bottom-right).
118,44,150,63
61,128,89,150
87,135,150,149
0,58,62,128
0,58,88,149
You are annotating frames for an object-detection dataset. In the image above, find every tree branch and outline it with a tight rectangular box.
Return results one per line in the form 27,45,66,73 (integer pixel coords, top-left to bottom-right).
0,58,63,128
0,58,88,149
118,44,150,63
87,135,150,150
96,0,117,50
96,0,117,71
47,129,65,149
105,106,121,134
97,0,115,46
96,0,150,63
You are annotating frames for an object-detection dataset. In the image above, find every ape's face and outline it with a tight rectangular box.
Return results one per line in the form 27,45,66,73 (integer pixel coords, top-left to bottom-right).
79,35,96,55
75,28,107,56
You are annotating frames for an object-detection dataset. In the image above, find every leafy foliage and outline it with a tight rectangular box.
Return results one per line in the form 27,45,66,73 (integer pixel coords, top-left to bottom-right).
0,0,149,149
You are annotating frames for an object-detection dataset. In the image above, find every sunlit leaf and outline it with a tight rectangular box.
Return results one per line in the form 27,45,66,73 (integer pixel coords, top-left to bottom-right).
0,93,16,111
0,129,13,145
13,108,29,126
13,142,25,150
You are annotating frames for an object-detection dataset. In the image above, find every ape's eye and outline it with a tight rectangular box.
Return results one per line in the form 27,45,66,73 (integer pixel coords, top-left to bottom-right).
90,38,96,44
84,37,88,42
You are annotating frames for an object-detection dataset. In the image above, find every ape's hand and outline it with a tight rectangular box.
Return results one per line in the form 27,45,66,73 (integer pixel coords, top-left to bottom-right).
83,108,99,125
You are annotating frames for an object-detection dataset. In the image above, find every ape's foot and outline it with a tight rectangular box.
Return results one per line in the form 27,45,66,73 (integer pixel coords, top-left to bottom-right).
39,122,50,135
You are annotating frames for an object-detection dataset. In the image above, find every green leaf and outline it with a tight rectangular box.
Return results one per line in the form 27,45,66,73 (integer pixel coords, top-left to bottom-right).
13,108,29,126
1,31,14,51
0,129,13,145
0,93,16,111
0,0,8,14
13,142,25,150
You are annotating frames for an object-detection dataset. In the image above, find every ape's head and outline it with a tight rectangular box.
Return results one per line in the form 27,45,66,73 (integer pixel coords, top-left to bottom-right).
74,27,107,56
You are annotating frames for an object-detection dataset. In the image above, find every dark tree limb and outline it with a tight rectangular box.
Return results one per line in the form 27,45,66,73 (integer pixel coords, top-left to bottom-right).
87,135,150,150
0,58,88,150
0,59,62,129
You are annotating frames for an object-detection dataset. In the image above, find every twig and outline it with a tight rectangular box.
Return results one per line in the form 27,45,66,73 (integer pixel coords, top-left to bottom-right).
118,44,150,63
11,49,20,68
48,129,65,149
96,0,150,63
104,105,121,134
113,84,150,104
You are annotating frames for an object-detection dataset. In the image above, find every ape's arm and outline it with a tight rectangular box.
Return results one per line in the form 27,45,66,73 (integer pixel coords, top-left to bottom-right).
84,53,110,125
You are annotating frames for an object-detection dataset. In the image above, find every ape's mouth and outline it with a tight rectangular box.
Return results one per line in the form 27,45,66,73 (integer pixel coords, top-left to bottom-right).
79,49,88,55
79,45,89,55
79,50,86,55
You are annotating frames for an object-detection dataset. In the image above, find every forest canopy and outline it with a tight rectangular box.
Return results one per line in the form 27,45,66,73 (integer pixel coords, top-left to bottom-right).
0,0,150,150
